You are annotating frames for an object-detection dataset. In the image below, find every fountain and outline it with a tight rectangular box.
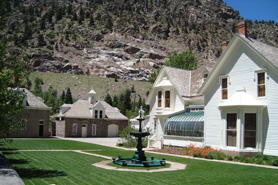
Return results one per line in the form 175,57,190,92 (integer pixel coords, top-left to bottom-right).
112,107,166,167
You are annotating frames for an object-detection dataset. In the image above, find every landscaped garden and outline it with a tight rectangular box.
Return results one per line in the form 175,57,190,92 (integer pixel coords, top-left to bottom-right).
1,139,278,185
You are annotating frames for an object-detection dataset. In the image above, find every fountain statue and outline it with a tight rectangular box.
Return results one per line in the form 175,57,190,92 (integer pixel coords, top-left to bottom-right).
112,106,166,167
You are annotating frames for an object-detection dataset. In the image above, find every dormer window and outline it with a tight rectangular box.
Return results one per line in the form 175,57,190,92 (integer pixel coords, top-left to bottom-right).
203,74,208,81
158,91,162,107
95,110,98,118
99,110,103,118
165,91,170,108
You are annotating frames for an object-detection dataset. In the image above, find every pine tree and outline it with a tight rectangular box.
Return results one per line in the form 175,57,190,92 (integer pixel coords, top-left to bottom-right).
112,94,118,107
61,90,65,103
65,87,73,104
37,34,45,46
124,89,132,111
105,93,113,105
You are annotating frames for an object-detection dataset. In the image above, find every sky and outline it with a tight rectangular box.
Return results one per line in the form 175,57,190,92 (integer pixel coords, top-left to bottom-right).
224,0,278,23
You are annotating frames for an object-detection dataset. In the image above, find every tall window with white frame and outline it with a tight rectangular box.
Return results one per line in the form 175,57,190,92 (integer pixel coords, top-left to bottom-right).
222,78,228,100
257,72,265,97
157,91,162,107
227,113,237,147
165,91,170,108
244,113,256,148
92,124,97,136
73,123,77,136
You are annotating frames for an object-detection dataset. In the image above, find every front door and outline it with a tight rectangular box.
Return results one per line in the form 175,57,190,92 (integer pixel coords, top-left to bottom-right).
39,125,44,136
82,124,87,137
39,120,44,137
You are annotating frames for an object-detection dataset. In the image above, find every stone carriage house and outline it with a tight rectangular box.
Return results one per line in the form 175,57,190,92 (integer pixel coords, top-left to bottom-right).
12,88,51,138
146,21,278,156
55,89,128,137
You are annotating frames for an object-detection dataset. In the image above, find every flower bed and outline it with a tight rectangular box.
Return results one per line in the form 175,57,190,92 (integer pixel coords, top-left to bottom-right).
156,144,278,167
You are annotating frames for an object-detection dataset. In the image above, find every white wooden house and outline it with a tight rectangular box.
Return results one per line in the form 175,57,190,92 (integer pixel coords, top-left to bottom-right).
199,22,278,156
146,66,208,148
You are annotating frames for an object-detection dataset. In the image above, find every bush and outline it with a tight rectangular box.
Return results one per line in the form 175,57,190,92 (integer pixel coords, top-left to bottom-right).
227,155,233,161
271,158,278,166
117,124,148,148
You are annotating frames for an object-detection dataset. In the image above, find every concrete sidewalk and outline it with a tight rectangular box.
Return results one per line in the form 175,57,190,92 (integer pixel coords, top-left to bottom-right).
56,137,121,148
0,152,24,185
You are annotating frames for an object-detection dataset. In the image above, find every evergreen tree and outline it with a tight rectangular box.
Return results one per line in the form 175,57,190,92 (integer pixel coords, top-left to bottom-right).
65,87,73,104
37,34,46,46
89,16,94,26
67,4,72,15
112,94,118,107
105,93,113,105
33,77,43,96
124,89,132,111
61,90,65,103
40,17,46,30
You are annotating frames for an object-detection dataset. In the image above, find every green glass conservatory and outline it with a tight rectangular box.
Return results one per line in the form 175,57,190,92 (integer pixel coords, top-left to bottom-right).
164,111,204,137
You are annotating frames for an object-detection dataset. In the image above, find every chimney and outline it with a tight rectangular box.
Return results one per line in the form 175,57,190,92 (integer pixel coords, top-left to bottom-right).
238,21,248,37
221,40,230,53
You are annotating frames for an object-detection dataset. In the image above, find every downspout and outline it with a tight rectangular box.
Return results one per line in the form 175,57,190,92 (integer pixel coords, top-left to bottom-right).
189,71,191,97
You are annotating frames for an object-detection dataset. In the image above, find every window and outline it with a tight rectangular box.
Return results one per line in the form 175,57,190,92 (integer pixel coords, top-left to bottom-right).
21,120,26,131
95,110,98,118
99,111,103,118
222,78,228,100
92,124,97,136
227,114,237,147
165,91,170,108
244,113,256,148
257,72,265,97
73,123,77,135
158,91,162,107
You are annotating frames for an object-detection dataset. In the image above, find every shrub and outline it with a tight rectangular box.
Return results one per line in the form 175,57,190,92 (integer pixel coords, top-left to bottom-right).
271,158,278,166
227,155,233,161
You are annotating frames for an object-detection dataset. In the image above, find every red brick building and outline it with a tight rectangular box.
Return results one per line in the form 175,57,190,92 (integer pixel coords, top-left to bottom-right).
55,89,128,137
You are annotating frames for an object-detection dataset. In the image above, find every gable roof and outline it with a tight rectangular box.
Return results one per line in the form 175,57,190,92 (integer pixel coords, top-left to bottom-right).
21,88,50,109
199,34,278,95
62,99,127,120
147,66,206,104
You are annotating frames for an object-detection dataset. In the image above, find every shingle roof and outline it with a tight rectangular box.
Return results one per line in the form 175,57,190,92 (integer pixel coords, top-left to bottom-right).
21,88,49,109
239,34,278,68
164,66,205,100
100,101,128,120
63,100,128,120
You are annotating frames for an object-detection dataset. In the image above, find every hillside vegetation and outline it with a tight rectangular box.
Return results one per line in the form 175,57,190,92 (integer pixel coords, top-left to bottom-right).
1,0,277,81
28,72,152,101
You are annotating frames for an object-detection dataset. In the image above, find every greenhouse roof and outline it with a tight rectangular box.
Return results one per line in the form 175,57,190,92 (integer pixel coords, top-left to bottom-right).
164,111,204,137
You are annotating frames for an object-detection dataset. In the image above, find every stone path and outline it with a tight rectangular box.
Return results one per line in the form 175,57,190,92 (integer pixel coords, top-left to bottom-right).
92,160,186,173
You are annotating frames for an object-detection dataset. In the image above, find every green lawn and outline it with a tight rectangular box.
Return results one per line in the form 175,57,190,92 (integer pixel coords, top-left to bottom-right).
1,139,278,185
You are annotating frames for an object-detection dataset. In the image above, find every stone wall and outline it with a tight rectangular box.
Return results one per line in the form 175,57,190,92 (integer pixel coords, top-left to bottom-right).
11,108,50,138
55,120,65,137
63,118,128,137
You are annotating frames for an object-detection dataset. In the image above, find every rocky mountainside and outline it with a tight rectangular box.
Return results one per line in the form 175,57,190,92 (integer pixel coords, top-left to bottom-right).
2,0,278,81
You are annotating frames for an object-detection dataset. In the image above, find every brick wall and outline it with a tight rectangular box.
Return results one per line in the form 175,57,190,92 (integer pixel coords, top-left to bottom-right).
63,118,128,137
